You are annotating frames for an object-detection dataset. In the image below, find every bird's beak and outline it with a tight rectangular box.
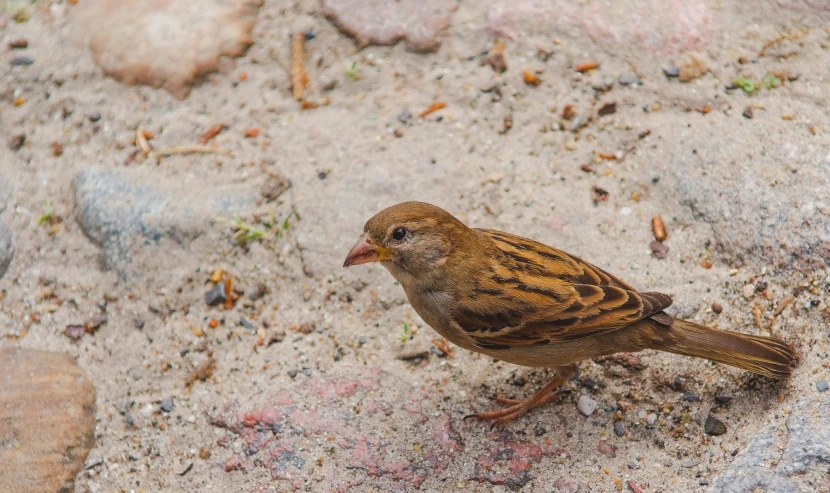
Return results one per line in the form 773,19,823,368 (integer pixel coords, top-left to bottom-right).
343,233,389,267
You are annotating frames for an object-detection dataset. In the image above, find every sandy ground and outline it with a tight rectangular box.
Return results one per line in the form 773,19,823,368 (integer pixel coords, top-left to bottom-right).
1,1,829,492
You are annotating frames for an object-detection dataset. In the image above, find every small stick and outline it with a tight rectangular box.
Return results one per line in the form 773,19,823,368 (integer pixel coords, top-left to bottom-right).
752,303,764,331
136,127,153,154
419,102,447,118
199,124,227,144
773,295,795,316
157,146,234,157
291,32,309,101
136,127,158,162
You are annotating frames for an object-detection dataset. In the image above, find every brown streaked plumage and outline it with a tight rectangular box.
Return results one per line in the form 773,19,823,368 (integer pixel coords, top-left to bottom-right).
344,202,797,425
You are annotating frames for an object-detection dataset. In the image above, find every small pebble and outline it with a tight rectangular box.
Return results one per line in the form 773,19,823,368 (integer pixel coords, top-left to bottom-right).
509,374,528,387
817,381,829,392
613,421,626,437
663,65,679,78
580,377,598,389
10,56,34,66
239,318,254,330
650,241,669,259
577,395,598,416
205,283,227,306
712,302,723,314
9,134,25,151
160,397,174,413
118,397,132,414
287,369,298,378
714,395,732,405
397,108,412,125
742,284,756,300
704,414,727,436
88,111,102,122
646,413,658,426
681,460,701,468
618,73,641,86
682,391,698,402
9,38,28,49
742,106,753,119
628,462,641,470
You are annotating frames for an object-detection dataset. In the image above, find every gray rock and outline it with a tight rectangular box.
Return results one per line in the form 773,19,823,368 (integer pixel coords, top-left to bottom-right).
160,397,174,413
660,121,830,269
618,73,641,86
577,395,597,416
817,381,828,393
0,222,12,279
74,168,256,279
709,397,830,493
663,65,679,78
205,283,227,306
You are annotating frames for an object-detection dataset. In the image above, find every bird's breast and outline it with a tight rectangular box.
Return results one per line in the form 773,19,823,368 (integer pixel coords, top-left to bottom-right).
403,286,476,348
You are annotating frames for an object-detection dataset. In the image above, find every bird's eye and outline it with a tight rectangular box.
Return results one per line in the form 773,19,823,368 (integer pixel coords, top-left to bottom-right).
392,227,408,241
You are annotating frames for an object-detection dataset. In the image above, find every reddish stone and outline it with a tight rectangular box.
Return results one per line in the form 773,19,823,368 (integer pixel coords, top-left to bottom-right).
597,439,618,458
75,0,263,98
323,0,457,53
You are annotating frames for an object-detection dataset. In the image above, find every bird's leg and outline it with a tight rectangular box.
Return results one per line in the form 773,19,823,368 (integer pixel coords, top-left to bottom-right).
431,337,453,357
466,364,578,426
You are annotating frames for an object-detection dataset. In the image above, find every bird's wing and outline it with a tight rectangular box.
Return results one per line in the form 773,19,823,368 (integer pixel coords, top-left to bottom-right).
454,229,673,349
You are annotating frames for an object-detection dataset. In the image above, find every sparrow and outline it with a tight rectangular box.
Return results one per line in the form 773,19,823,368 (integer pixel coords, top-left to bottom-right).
343,202,796,425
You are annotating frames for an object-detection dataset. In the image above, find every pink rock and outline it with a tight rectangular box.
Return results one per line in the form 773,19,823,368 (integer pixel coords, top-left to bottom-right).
323,0,458,53
288,408,336,434
75,0,263,98
486,0,712,55
242,405,281,427
224,455,245,472
597,439,618,458
311,377,360,399
554,478,581,493
431,416,464,453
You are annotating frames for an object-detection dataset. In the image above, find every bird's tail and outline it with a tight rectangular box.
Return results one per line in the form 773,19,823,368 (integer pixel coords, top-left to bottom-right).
663,319,796,379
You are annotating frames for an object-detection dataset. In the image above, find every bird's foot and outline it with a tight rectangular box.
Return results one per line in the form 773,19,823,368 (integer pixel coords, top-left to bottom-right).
466,391,563,427
464,364,578,428
431,337,453,357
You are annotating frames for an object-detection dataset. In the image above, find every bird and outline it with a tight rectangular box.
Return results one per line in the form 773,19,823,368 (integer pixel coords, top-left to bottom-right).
343,202,797,425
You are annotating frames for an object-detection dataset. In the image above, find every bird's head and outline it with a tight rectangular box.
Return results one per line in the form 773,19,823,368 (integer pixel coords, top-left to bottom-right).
343,202,471,284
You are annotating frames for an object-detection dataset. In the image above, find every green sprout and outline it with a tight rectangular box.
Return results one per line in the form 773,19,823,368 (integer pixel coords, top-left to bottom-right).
345,61,360,80
397,322,411,343
217,205,299,247
233,219,264,244
763,74,782,89
732,76,761,94
282,206,298,230
39,197,54,225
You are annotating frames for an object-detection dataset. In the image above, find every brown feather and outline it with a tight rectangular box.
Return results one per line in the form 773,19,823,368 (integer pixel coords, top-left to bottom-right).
454,229,672,348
